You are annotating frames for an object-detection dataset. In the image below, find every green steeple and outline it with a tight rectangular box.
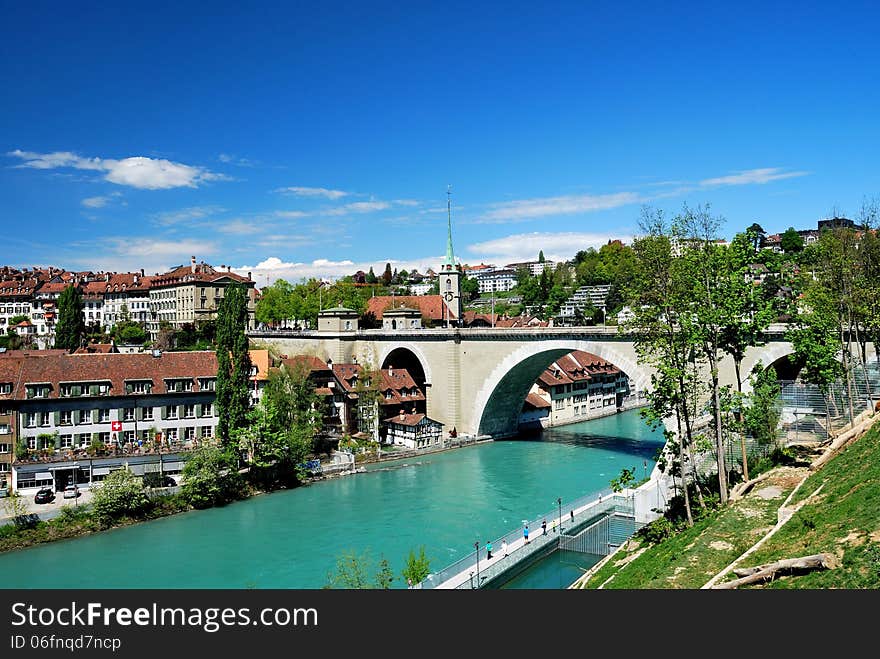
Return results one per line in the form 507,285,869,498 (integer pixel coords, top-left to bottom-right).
444,186,456,267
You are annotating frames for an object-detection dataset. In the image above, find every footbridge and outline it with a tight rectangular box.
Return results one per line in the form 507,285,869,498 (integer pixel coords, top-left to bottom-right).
249,325,794,438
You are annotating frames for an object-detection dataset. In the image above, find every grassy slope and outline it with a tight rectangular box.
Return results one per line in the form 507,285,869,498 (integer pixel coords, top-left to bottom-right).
579,424,880,589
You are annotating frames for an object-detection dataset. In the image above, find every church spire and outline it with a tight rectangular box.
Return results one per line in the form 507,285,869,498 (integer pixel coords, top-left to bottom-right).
444,185,456,268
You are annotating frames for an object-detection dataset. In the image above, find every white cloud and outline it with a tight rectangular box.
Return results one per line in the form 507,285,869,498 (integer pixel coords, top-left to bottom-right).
393,199,420,207
153,206,225,226
321,200,391,216
216,220,257,235
234,255,445,286
7,149,227,190
468,231,632,264
65,237,218,275
275,186,349,199
274,210,308,219
81,196,111,208
481,192,642,222
699,167,809,187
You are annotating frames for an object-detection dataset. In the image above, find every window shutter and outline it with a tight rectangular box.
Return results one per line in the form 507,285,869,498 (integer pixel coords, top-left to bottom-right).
92,432,100,443
54,434,61,449
178,405,184,419
54,411,60,425
196,403,203,417
136,407,143,421
92,409,99,423
161,406,168,420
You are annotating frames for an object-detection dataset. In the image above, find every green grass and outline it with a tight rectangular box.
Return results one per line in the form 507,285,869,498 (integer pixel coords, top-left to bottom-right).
582,482,790,589
734,424,880,588
578,422,880,589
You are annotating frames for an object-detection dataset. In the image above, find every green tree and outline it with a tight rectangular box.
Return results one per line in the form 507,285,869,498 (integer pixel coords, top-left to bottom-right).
255,279,294,327
324,550,395,589
215,283,253,447
538,250,546,263
55,285,86,351
780,227,804,254
115,322,147,345
8,314,29,326
91,468,150,523
382,262,393,286
743,364,781,448
365,267,378,284
401,546,431,586
181,444,244,509
610,466,637,493
461,275,479,302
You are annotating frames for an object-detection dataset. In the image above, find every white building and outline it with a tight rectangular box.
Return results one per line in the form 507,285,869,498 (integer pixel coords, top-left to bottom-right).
505,260,555,276
474,268,517,294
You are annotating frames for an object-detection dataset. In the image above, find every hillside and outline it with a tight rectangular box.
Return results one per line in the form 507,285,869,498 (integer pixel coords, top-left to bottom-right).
574,418,880,589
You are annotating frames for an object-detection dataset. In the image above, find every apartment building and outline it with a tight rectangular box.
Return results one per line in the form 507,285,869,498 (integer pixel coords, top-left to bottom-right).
528,350,630,428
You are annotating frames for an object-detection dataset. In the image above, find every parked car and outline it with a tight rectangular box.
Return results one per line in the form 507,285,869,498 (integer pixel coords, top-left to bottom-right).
34,487,55,504
62,484,79,499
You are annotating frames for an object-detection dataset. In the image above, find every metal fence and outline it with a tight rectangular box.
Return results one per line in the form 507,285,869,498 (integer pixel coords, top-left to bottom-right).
559,513,636,556
419,488,631,589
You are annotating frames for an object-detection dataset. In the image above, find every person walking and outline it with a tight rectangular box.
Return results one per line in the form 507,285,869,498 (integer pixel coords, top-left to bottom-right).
486,540,493,560
524,525,530,544
502,539,508,557
570,509,575,523
542,519,547,536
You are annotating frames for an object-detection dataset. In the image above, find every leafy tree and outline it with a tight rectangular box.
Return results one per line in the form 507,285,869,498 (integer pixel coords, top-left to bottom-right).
55,285,86,351
461,275,479,302
115,322,147,345
538,250,546,263
8,314,29,326
743,364,781,448
746,222,766,251
91,468,150,523
181,444,244,508
382,263,393,286
255,279,294,327
324,550,395,589
215,283,253,447
610,467,637,492
365,267,378,284
780,227,804,254
401,546,431,586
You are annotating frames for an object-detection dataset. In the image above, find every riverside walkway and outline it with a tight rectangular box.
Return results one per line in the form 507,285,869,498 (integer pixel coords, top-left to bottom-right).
421,489,637,589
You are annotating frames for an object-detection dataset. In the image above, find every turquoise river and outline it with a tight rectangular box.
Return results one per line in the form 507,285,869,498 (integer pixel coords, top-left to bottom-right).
0,409,665,588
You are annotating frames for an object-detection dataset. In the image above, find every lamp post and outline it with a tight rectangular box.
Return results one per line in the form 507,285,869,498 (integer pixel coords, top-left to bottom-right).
557,497,562,537
474,541,480,589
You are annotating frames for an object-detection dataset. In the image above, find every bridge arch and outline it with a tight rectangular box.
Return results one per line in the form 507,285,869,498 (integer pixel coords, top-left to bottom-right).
738,342,794,394
472,340,653,438
378,342,433,388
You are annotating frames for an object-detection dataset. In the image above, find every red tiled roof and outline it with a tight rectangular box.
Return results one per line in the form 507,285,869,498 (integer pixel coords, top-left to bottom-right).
537,350,620,387
74,343,115,354
524,393,551,409
366,295,455,320
0,351,219,399
150,263,253,288
0,278,40,297
281,355,329,374
384,412,429,427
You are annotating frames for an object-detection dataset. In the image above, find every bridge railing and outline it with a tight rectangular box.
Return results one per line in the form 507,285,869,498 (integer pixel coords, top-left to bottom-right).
419,488,632,589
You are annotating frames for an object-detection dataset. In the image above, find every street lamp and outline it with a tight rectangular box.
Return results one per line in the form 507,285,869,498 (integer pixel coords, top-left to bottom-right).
556,497,562,536
474,541,480,589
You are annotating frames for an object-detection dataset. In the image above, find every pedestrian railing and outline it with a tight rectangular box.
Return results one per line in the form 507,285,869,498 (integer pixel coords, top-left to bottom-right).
419,488,632,589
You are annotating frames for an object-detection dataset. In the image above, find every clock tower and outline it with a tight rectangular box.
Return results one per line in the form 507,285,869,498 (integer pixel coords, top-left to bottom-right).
441,186,462,327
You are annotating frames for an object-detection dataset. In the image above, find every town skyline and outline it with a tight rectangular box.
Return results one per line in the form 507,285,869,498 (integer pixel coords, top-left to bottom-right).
3,3,879,285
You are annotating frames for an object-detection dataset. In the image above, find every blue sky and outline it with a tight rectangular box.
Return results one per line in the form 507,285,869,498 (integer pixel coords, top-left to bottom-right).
2,1,879,285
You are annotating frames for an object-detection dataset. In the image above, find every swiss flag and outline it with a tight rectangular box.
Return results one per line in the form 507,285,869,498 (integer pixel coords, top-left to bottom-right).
111,421,123,432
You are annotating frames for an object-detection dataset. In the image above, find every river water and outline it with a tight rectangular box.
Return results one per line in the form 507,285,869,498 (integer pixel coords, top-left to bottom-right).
0,409,664,588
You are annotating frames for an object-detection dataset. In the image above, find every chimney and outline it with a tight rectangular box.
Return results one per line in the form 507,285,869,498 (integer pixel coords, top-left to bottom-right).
191,256,196,273
140,268,145,277
247,271,252,281
399,409,405,420
388,365,393,376
227,265,231,273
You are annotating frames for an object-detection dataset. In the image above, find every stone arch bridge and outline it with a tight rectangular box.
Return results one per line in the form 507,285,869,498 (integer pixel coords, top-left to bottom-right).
249,326,794,438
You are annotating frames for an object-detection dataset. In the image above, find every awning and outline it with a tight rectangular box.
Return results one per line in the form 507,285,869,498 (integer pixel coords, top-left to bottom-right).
142,463,161,473
163,462,184,472
35,472,52,480
126,464,146,476
92,467,110,476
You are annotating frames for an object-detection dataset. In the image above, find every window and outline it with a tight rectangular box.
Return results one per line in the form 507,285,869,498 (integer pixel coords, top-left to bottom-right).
60,411,72,425
166,406,178,419
123,431,135,444
385,391,392,400
202,426,213,438
184,404,195,418
26,413,38,428
0,462,9,473
184,427,195,441
26,384,50,399
99,432,110,444
60,435,73,448
0,405,11,416
0,383,11,394
166,428,178,442
0,443,10,453
127,381,152,395
77,434,90,448
203,403,213,417
27,437,37,450
199,378,216,391
554,399,565,411
123,407,135,421
99,409,111,423
142,407,154,421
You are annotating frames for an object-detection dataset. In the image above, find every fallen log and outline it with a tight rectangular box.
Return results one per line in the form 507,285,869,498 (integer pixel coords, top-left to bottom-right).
712,553,832,589
730,472,771,501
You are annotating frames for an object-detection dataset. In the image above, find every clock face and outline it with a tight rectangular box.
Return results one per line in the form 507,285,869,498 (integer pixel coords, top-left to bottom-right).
444,291,455,302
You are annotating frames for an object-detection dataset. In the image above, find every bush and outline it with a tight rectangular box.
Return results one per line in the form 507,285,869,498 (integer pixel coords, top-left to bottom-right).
636,517,675,545
181,445,243,509
91,469,150,523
